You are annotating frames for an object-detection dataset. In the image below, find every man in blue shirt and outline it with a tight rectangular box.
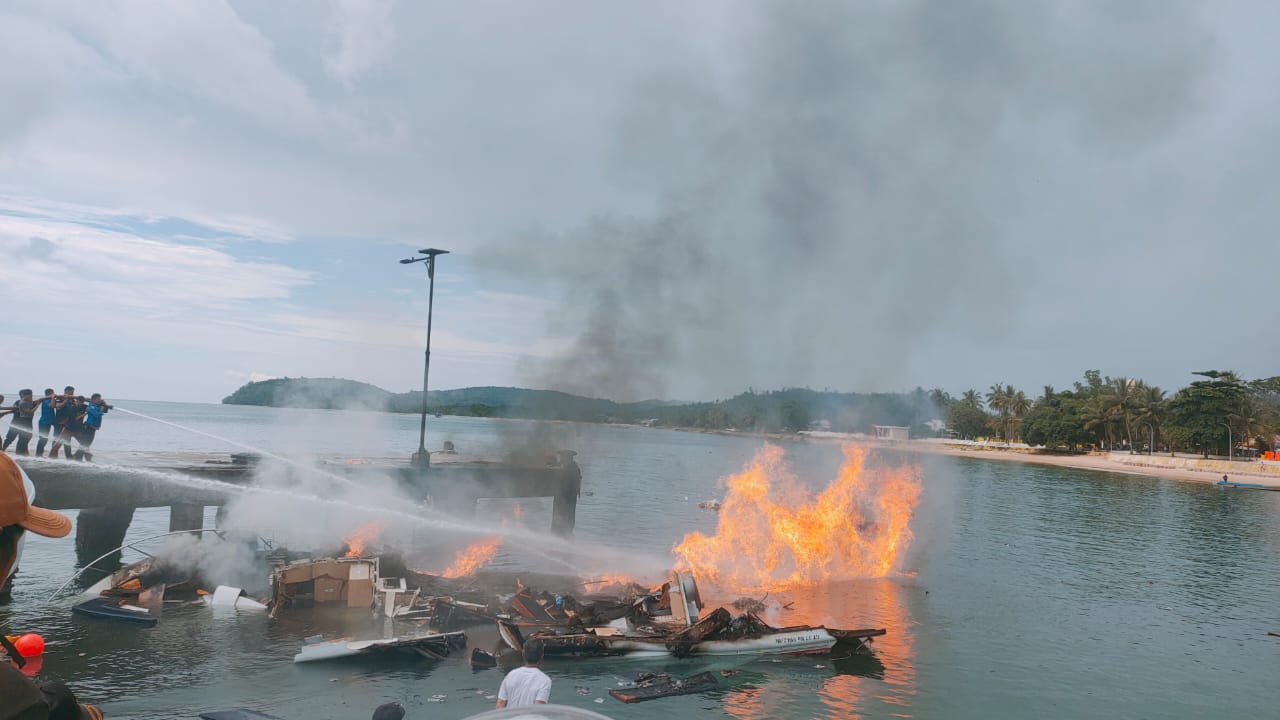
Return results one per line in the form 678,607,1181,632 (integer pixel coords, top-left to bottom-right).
34,388,56,457
75,394,110,462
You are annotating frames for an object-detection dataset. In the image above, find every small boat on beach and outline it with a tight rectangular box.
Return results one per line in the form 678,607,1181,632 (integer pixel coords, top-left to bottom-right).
1216,478,1280,491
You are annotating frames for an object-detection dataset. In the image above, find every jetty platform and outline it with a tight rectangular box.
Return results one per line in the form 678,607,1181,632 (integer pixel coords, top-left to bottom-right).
16,450,582,565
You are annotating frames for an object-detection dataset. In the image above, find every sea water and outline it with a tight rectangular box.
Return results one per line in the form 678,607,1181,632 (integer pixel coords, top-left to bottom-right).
3,401,1278,719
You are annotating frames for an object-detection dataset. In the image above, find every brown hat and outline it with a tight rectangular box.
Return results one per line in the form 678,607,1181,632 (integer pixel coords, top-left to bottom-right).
0,454,71,538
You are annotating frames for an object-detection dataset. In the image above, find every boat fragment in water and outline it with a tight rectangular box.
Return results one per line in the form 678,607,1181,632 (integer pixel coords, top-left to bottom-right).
292,630,467,663
497,571,887,659
609,670,720,703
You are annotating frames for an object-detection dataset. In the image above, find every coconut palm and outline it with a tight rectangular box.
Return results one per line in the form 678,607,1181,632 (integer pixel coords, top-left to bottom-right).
987,384,1011,441
1105,377,1139,452
1009,389,1031,442
1131,384,1167,453
961,389,984,410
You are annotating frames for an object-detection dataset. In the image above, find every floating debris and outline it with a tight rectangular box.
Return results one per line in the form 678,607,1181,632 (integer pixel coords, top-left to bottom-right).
609,671,720,703
293,631,467,664
498,572,886,659
469,648,497,669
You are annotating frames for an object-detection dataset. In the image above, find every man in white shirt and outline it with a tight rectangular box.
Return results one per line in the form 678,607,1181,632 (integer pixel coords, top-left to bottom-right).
495,640,552,708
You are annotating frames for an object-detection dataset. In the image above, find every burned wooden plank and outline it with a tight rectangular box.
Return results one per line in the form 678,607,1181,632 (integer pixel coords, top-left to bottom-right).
828,627,888,642
609,671,720,703
665,607,732,658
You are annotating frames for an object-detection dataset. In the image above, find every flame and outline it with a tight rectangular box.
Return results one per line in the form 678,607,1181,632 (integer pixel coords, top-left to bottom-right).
673,444,921,595
343,522,384,558
440,536,501,578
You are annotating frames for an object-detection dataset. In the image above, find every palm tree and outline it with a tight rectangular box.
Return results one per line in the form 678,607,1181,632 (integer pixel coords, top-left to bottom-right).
1084,397,1116,450
987,384,1010,441
961,389,984,410
1009,389,1031,442
1106,377,1139,452
1132,384,1166,453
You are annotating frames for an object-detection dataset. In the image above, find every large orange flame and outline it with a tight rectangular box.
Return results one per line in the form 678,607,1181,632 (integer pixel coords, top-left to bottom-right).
343,522,384,558
440,536,501,578
673,444,921,595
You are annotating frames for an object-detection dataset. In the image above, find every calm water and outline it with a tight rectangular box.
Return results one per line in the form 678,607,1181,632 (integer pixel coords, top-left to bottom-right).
4,401,1279,719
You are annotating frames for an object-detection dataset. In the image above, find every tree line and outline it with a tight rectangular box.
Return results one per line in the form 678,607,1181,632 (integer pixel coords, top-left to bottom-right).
223,371,1280,458
938,370,1280,457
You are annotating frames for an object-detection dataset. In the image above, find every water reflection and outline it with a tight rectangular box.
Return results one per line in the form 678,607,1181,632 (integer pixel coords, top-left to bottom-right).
714,577,915,720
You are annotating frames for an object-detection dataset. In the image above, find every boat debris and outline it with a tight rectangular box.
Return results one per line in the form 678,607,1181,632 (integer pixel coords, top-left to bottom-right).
72,597,158,627
199,711,286,720
270,556,379,615
496,572,887,659
203,585,269,611
293,630,467,664
469,647,497,669
609,670,720,703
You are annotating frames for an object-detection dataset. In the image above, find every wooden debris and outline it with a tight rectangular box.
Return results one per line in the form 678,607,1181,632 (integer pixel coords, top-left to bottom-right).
609,671,719,703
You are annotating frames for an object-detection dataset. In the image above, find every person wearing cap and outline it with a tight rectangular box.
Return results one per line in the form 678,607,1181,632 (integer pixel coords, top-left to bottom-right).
1,453,73,598
0,662,104,720
3,390,38,456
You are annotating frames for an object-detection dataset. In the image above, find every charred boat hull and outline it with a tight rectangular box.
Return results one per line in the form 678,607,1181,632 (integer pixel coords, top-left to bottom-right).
498,618,885,659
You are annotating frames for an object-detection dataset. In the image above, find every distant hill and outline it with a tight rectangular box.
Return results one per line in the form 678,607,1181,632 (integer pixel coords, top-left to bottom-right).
222,378,939,433
221,378,392,410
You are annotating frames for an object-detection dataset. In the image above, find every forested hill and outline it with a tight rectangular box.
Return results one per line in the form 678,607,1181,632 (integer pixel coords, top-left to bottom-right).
221,378,936,433
221,377,393,410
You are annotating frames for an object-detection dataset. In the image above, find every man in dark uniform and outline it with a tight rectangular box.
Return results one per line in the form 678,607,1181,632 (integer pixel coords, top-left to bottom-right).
46,388,78,460
1,390,37,456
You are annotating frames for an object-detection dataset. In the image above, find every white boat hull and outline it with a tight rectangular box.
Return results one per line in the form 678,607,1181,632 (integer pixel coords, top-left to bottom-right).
606,627,840,657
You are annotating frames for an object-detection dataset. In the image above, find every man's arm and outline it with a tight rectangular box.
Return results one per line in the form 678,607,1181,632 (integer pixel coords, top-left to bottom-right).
495,699,508,709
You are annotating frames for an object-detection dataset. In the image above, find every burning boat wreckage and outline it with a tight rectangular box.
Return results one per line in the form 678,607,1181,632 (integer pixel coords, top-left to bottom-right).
67,537,886,668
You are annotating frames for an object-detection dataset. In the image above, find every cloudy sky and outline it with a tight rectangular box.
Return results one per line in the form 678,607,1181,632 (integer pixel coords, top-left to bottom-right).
2,0,1279,404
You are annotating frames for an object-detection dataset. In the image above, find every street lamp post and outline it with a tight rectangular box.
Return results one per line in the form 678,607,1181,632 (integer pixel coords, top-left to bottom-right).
400,248,449,468
1220,422,1232,462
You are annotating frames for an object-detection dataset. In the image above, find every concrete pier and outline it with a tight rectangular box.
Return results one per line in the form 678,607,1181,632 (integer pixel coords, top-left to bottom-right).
74,505,136,566
19,449,583,568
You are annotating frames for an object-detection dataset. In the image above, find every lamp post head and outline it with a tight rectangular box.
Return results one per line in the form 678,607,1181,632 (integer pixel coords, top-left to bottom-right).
418,248,450,258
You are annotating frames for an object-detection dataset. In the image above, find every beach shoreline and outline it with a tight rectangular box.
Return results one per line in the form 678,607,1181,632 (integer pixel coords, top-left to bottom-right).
659,425,1280,489
864,438,1280,488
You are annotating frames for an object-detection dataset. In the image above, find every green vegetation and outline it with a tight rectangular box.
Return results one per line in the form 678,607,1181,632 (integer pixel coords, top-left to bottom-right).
222,379,933,432
223,369,1280,458
221,377,392,410
991,369,1280,458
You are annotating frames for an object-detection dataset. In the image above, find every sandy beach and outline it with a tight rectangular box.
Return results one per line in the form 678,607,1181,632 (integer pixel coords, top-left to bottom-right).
893,440,1280,488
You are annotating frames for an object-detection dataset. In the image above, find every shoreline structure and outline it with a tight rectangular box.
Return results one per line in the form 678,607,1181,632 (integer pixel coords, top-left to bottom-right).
673,427,1280,489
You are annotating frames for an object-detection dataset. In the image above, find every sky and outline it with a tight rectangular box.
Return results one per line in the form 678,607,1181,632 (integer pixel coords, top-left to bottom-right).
2,0,1280,404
